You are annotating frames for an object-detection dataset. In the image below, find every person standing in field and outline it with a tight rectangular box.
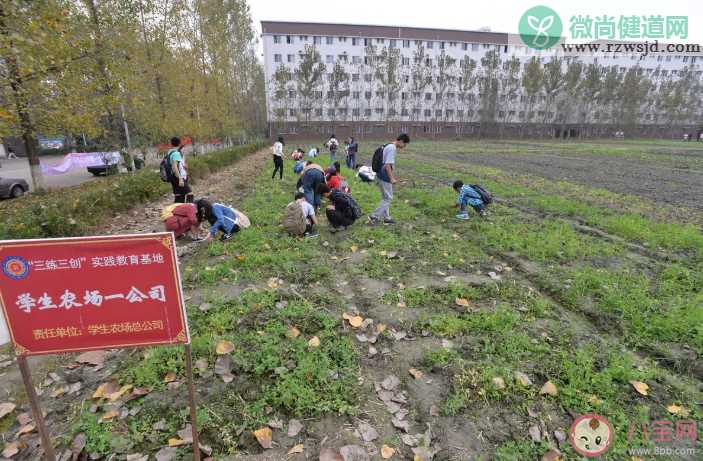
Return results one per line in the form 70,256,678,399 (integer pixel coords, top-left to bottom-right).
326,134,339,163
168,137,193,203
345,137,358,169
272,136,284,180
368,133,410,225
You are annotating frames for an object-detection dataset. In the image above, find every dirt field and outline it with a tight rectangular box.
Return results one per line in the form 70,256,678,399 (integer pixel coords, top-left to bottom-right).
1,140,701,461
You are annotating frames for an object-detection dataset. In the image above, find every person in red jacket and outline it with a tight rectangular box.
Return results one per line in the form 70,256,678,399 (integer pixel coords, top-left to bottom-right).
163,203,202,240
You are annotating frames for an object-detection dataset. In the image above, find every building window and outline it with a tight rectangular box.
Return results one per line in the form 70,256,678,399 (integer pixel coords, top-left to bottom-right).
364,73,373,82
401,108,409,116
375,108,384,114
364,56,370,65
447,92,455,99
483,43,490,49
328,109,335,116
425,93,432,100
403,75,410,83
338,108,347,116
462,43,468,50
446,109,454,117
389,39,397,48
353,91,360,99
424,109,431,117
436,93,442,100
289,109,297,116
352,108,360,116
352,37,359,46
376,91,385,98
425,58,432,66
364,38,370,46
425,41,433,49
412,108,420,115
352,73,360,81
401,92,407,100
403,40,410,48
450,42,457,47
286,35,293,44
376,38,384,44
326,55,334,63
326,91,334,99
288,90,296,98
353,56,362,64
315,108,323,116
402,57,410,66
457,109,464,117
338,54,348,62
413,91,421,98
326,36,333,45
435,110,442,117
389,108,397,116
273,35,281,44
314,36,322,45
287,54,295,63
299,35,308,41
339,36,347,43
364,109,372,116
274,54,282,63
472,43,479,51
314,91,323,98
440,41,445,49
365,91,372,99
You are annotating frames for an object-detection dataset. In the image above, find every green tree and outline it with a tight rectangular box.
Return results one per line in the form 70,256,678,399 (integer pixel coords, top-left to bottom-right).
521,57,543,135
294,44,326,123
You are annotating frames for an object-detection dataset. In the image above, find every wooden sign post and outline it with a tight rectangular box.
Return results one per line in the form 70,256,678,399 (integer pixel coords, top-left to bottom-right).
0,233,199,460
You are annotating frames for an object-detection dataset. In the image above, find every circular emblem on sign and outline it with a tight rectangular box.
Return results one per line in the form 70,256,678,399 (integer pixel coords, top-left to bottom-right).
570,413,614,457
2,256,30,280
519,5,563,50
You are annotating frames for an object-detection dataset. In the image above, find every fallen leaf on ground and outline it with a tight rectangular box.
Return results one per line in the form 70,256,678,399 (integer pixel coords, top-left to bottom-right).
92,381,120,399
100,410,119,422
454,298,469,307
351,245,359,252
340,445,370,461
288,419,304,437
253,427,273,449
167,438,186,447
17,424,35,436
319,448,343,461
267,277,280,289
409,368,424,380
397,301,407,308
2,442,20,457
347,316,364,328
411,446,437,461
0,402,16,419
163,372,177,383
666,404,689,416
108,384,133,402
492,377,506,390
286,326,301,339
541,448,563,461
215,340,235,355
540,381,558,396
308,336,320,347
177,424,194,443
381,445,395,459
75,350,106,366
51,386,68,398
288,444,304,454
515,371,533,387
357,422,378,442
629,380,649,396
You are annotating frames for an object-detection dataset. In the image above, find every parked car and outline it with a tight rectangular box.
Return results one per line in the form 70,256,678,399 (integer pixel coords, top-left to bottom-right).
0,177,29,199
87,152,121,176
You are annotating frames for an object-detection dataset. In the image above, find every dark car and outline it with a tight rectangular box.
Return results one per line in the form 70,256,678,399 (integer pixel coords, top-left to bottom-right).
0,177,29,199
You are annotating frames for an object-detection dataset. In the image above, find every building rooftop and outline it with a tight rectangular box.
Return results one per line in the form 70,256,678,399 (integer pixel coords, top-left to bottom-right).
260,21,509,45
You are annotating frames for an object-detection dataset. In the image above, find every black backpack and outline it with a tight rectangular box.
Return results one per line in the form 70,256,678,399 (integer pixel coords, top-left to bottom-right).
332,190,362,219
371,144,388,173
470,184,493,205
159,150,176,182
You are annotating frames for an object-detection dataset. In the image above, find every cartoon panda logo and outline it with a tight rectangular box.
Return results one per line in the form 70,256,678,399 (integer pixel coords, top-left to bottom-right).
2,256,30,281
570,414,614,457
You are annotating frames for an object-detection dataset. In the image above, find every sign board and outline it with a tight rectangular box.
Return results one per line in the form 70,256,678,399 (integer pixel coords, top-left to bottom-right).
0,233,189,356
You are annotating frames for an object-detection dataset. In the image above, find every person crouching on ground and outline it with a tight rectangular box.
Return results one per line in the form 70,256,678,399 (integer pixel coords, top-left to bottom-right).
299,161,326,209
162,203,201,240
452,180,486,220
196,199,241,241
356,164,375,183
283,192,319,238
317,184,361,233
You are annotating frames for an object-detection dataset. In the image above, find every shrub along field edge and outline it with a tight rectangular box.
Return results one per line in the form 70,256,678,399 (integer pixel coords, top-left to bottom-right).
0,141,267,240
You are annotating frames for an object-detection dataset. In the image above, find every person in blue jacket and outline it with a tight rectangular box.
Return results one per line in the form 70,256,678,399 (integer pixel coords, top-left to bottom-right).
452,180,486,220
196,199,239,241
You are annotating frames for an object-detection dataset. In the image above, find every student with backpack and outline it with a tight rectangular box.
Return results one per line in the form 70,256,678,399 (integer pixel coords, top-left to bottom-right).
369,133,410,225
272,136,284,180
195,199,249,242
317,184,362,232
452,180,491,220
161,137,193,203
282,192,318,238
326,135,339,163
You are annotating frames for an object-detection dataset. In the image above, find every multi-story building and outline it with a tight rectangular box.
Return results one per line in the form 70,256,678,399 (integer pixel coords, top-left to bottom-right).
261,21,702,138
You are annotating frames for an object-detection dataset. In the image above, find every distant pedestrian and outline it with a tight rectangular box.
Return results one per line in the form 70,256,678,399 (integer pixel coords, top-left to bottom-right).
168,137,193,203
345,137,358,169
326,134,339,163
318,184,362,232
369,133,410,225
272,136,284,180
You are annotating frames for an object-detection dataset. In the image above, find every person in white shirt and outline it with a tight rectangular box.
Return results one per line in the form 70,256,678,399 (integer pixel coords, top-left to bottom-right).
356,164,376,182
308,147,318,158
296,192,318,237
325,135,339,162
272,136,284,180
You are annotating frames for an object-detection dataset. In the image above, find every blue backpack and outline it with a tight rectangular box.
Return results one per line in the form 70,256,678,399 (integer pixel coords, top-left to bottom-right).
293,160,305,174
